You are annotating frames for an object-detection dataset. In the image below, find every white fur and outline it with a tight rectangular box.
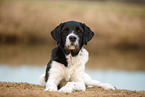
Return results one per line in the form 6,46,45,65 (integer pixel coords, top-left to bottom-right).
65,31,79,49
39,74,45,86
40,48,115,93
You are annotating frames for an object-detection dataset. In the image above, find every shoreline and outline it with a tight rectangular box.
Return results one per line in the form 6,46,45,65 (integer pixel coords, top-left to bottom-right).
0,82,145,97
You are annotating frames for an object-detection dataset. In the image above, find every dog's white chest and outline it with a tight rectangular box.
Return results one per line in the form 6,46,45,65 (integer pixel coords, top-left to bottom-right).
66,54,80,67
64,55,80,81
63,48,88,81
66,48,88,66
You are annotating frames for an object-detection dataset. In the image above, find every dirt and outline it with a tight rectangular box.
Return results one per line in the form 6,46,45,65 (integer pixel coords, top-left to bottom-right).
0,82,145,97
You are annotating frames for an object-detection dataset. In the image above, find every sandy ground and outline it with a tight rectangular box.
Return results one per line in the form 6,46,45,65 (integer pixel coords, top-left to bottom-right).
0,82,145,97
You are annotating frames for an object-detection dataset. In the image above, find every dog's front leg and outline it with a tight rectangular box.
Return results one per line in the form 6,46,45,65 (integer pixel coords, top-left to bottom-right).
45,61,64,92
59,72,86,93
45,80,58,91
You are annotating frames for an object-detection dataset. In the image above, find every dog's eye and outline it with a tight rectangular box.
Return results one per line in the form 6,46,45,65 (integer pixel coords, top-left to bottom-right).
77,30,81,33
76,27,82,33
63,28,69,33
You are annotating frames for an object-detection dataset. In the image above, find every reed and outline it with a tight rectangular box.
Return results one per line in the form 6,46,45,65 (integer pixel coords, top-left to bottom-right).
0,0,145,48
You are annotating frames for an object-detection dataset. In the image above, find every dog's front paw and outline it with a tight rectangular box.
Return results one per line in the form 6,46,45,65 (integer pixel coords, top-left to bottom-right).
44,87,57,92
58,86,74,93
102,83,115,90
44,84,57,92
58,82,74,93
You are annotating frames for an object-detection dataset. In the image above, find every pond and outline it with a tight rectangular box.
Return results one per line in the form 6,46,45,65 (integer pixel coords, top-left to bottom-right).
0,45,145,70
0,65,145,91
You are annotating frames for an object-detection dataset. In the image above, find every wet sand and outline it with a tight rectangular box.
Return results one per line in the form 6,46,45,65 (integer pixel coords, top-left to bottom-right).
0,82,145,97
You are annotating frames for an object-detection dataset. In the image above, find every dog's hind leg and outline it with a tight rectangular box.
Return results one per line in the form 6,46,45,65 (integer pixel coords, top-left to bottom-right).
84,73,115,90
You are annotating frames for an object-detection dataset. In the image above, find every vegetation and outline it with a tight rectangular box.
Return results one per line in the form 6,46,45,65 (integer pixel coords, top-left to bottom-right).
0,0,145,49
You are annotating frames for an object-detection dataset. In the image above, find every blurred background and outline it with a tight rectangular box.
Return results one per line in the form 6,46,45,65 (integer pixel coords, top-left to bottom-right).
0,0,145,90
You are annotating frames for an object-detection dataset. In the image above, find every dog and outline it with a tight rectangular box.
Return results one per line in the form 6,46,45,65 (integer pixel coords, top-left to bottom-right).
40,21,115,93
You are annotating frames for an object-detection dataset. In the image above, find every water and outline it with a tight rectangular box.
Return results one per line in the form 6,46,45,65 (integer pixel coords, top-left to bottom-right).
0,65,145,91
86,69,145,91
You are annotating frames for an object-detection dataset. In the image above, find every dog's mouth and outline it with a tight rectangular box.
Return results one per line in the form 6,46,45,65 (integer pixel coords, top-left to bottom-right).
65,44,79,51
64,43,80,55
68,43,76,50
68,46,75,50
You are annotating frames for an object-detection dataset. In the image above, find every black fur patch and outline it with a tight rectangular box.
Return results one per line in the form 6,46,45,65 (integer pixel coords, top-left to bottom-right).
45,60,52,82
51,45,68,67
44,45,68,82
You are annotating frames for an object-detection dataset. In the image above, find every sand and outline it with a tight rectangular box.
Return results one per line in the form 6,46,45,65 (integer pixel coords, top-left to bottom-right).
0,82,145,97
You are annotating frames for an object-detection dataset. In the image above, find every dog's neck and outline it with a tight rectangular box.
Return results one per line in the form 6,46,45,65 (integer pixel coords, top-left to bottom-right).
65,49,80,56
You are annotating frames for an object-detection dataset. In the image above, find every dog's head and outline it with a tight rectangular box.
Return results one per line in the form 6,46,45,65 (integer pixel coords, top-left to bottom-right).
51,21,94,55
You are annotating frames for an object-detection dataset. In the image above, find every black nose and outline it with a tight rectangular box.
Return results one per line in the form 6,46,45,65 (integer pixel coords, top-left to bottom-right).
69,36,76,42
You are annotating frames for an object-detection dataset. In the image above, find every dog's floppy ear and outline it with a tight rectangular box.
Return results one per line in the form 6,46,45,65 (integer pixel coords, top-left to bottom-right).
51,23,63,44
82,23,94,45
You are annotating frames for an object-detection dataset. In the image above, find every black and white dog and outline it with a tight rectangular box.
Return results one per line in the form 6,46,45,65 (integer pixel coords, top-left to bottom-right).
40,21,115,93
